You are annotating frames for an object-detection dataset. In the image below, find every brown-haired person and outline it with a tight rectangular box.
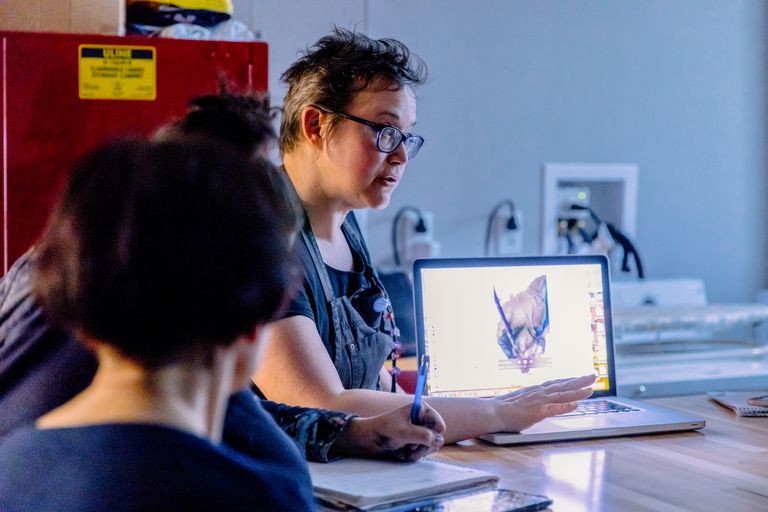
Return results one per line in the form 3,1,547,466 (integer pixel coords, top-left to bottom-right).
0,93,445,464
252,28,596,443
0,137,318,510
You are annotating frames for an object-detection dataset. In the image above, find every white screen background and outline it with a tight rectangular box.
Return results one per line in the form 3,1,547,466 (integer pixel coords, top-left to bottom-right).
420,264,602,395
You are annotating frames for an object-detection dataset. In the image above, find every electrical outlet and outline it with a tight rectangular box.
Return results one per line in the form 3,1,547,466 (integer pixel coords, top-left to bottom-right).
405,211,437,262
395,210,438,272
396,210,433,244
497,211,524,255
413,210,434,242
408,239,441,261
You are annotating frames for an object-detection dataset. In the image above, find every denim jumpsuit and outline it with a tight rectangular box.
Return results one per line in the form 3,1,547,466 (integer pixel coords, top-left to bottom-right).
300,216,398,391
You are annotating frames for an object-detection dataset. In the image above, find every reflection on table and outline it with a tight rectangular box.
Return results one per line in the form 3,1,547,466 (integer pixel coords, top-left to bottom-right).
433,394,768,511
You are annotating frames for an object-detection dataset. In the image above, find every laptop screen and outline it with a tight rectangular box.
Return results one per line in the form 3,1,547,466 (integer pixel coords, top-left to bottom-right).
414,256,615,398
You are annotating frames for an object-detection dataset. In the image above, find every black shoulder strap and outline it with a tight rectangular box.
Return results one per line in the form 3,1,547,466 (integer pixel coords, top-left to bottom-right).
299,217,337,302
341,212,373,267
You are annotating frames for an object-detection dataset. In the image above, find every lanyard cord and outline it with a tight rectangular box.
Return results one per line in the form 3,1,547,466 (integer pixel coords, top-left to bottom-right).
386,306,401,393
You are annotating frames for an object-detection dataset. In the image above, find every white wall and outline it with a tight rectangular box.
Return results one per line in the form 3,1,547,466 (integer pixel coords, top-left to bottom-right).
234,0,768,303
232,0,366,108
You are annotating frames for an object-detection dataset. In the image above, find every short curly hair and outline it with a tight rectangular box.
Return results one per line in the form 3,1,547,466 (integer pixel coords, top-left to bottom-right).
32,137,299,367
279,27,428,154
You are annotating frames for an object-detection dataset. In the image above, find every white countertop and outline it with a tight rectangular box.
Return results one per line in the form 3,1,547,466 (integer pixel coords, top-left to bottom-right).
613,303,768,334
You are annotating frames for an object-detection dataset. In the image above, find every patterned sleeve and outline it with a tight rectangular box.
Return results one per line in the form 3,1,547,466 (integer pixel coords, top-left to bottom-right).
261,399,357,463
223,391,357,463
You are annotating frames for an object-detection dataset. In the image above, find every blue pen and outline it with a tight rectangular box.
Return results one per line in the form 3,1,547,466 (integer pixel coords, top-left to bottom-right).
410,355,430,424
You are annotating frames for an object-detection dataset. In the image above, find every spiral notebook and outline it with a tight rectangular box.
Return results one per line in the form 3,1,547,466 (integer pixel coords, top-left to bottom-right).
708,391,768,417
307,457,498,511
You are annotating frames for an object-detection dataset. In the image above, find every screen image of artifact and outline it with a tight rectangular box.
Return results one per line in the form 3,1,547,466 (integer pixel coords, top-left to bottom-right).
494,275,550,373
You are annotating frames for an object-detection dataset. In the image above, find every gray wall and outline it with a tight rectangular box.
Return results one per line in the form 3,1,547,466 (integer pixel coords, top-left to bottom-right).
234,0,768,303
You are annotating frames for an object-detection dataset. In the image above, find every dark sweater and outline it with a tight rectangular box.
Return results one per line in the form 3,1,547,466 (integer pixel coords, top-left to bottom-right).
0,391,316,511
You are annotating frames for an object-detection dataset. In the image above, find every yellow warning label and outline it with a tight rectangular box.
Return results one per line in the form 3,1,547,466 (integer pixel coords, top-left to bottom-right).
78,45,156,100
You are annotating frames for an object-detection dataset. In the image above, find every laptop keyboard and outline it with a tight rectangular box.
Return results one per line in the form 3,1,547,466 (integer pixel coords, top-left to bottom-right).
557,399,641,417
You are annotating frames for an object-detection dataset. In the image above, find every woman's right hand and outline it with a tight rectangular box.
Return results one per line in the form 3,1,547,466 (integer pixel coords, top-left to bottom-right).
489,374,596,433
335,403,445,462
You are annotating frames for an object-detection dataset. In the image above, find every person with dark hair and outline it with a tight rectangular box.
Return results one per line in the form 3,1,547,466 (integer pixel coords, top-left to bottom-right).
0,92,282,439
0,137,316,510
154,91,305,236
0,92,445,464
180,92,276,155
253,28,596,443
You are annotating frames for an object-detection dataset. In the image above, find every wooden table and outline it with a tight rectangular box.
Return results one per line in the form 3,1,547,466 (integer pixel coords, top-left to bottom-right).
432,395,768,511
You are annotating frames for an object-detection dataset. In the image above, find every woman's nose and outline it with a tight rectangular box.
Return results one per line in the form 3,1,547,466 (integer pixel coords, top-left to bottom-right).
386,140,409,166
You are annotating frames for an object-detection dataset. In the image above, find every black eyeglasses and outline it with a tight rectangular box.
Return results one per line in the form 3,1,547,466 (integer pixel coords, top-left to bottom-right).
320,108,424,159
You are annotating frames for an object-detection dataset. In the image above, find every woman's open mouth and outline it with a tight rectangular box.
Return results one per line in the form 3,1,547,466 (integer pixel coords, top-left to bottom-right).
376,175,399,186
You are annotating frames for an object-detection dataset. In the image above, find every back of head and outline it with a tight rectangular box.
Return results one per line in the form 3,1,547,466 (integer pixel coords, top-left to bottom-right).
156,91,302,236
279,27,428,154
32,136,298,366
175,92,275,156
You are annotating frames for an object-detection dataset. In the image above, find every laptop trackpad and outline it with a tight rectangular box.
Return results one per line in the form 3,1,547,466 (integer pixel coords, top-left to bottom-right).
548,417,600,429
531,415,617,432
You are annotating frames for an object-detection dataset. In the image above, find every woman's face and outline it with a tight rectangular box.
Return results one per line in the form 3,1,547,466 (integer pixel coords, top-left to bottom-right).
317,83,417,211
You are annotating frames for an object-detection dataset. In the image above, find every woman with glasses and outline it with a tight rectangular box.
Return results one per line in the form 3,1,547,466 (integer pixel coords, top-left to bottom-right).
253,28,596,443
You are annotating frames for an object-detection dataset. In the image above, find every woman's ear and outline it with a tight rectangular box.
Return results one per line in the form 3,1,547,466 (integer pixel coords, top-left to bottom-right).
75,329,101,352
232,324,272,390
241,324,269,346
300,105,325,148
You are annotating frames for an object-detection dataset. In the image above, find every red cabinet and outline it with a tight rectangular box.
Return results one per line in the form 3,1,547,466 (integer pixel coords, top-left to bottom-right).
1,31,268,272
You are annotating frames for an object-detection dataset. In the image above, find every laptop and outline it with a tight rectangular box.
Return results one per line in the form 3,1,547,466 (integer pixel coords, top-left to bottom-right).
413,255,705,445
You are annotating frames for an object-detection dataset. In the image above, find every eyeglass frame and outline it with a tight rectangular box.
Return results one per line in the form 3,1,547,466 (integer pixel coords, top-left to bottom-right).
314,106,424,159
